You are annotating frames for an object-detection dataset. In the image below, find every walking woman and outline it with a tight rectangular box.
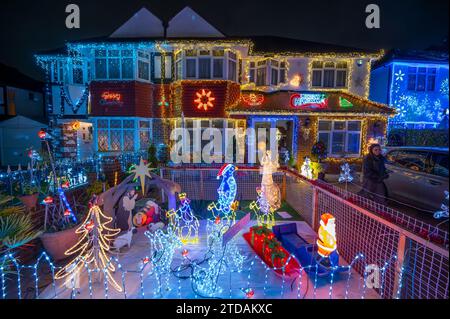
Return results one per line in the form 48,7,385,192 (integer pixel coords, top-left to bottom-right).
361,143,389,204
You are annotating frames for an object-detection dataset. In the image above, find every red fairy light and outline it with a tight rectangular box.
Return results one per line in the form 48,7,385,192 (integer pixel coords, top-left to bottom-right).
182,249,189,258
243,288,254,298
61,181,70,189
42,196,53,205
38,130,47,139
142,257,150,264
85,220,95,231
64,209,71,217
214,216,221,224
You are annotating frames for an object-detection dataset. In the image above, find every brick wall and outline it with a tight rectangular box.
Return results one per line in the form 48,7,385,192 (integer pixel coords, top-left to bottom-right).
90,81,153,117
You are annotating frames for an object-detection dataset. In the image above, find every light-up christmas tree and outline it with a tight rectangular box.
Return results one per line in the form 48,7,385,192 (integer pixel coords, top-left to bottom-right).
338,162,353,193
55,197,122,292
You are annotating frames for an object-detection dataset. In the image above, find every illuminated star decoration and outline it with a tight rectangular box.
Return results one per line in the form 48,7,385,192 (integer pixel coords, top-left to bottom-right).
395,70,405,82
129,157,152,195
194,89,215,111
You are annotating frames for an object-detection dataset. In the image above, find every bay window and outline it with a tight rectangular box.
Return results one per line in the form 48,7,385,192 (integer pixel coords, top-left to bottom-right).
139,120,152,150
153,54,172,80
174,49,235,81
94,49,134,80
96,118,137,152
249,59,287,86
52,60,66,83
72,60,84,84
318,120,361,156
137,51,150,81
312,61,348,88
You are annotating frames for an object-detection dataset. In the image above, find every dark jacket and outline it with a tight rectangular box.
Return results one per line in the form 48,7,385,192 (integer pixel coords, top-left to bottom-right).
363,153,389,183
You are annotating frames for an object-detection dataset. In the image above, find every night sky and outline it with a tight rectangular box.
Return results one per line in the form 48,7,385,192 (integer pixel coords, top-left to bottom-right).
0,0,448,80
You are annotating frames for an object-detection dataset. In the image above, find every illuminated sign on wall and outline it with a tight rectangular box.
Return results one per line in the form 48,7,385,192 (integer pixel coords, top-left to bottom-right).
290,93,328,109
241,93,265,106
194,89,215,111
100,92,123,106
339,97,353,108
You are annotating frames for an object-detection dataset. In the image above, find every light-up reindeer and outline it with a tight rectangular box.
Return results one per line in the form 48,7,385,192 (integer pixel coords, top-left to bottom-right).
207,164,239,226
250,187,275,227
145,227,182,296
192,222,245,298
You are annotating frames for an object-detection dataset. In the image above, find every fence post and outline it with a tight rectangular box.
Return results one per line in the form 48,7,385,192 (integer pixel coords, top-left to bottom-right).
281,173,287,201
200,170,204,200
311,186,319,231
160,168,165,203
392,233,407,299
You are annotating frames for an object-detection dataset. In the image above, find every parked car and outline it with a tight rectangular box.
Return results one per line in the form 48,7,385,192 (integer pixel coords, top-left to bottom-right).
382,147,448,210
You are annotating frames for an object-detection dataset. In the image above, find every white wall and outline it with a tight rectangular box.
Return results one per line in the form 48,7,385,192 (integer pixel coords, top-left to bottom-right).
50,84,88,117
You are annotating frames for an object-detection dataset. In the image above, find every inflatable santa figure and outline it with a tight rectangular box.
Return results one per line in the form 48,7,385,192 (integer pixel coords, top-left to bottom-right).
316,213,337,258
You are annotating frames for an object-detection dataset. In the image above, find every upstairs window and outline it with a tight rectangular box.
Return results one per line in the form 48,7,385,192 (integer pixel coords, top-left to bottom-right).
269,59,287,86
227,51,237,82
94,49,134,80
51,60,66,83
249,59,286,87
137,51,150,81
407,67,436,92
249,60,268,86
72,60,84,84
312,61,348,88
175,49,233,81
153,54,172,80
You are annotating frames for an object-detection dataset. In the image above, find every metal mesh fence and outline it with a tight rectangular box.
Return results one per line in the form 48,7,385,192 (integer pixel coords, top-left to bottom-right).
401,238,449,299
285,175,315,225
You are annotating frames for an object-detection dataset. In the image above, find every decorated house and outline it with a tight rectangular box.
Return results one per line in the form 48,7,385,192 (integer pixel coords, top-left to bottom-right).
370,49,449,129
35,6,395,170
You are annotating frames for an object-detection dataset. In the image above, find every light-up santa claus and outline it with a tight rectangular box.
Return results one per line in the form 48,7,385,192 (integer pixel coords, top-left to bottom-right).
316,213,337,258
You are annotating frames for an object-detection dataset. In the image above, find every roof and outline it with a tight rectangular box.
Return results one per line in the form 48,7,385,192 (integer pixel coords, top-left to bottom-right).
229,90,396,116
0,63,44,92
374,49,449,68
39,35,380,58
0,115,48,127
110,7,164,38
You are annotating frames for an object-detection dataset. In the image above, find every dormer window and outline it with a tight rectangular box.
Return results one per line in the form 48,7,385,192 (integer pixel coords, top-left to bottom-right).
312,61,348,88
248,59,287,87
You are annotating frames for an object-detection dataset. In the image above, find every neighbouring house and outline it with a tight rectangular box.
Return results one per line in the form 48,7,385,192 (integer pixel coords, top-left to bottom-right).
0,63,45,122
0,115,47,167
35,6,395,170
370,49,449,130
0,63,47,167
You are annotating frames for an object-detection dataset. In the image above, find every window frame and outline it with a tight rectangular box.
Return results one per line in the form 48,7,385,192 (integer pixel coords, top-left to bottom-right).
406,66,437,92
95,118,139,152
317,119,362,157
311,61,348,89
94,48,135,80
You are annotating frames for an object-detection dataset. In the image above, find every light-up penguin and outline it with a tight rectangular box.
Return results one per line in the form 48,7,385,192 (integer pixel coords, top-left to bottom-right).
207,164,239,225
